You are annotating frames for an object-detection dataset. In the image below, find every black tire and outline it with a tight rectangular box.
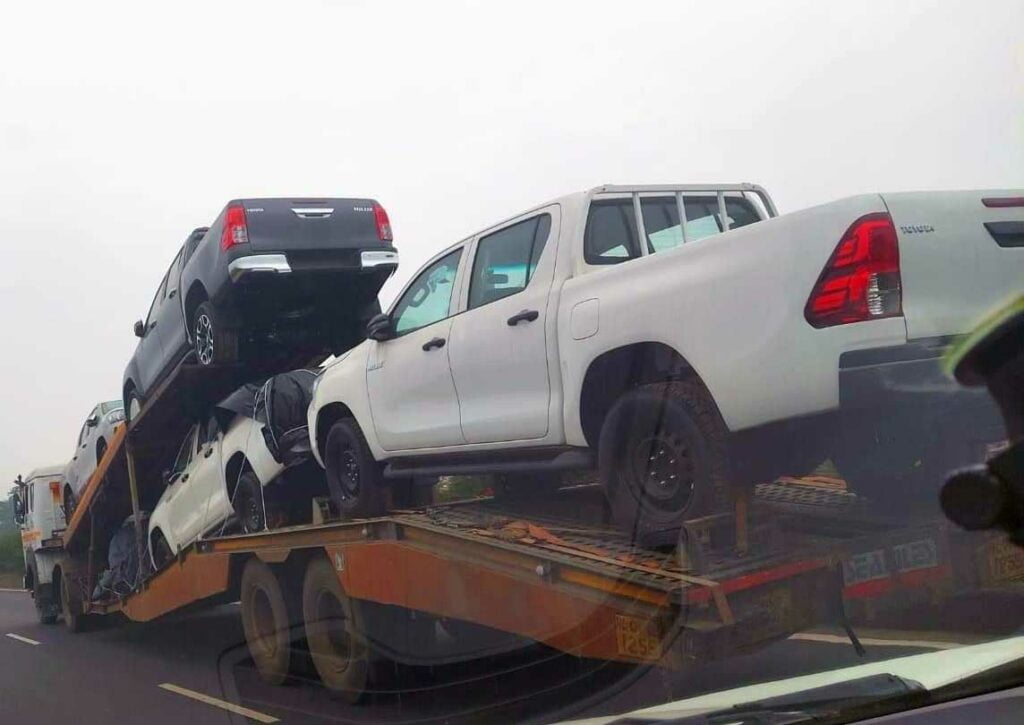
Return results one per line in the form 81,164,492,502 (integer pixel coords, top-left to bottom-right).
125,388,142,425
63,485,77,523
192,300,237,366
151,530,173,570
58,568,86,633
324,419,386,518
240,558,302,686
95,438,107,468
302,556,370,702
234,470,266,534
598,380,730,538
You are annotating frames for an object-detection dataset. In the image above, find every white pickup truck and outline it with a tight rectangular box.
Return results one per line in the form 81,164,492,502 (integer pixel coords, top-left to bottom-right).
308,184,1023,533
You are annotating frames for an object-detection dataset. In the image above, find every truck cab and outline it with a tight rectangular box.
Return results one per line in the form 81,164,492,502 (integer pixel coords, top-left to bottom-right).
15,465,67,624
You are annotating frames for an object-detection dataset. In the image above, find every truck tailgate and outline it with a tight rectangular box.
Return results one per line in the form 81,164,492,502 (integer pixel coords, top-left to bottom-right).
883,190,1024,340
241,197,385,253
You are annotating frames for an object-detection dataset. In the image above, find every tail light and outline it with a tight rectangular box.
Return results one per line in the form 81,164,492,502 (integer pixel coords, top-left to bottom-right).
49,481,61,499
805,213,902,328
373,203,393,243
220,203,249,251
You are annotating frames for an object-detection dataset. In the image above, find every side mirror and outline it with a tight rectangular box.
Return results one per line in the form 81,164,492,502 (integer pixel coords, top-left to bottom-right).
12,497,24,525
134,320,146,338
162,469,176,486
366,313,395,342
85,416,99,428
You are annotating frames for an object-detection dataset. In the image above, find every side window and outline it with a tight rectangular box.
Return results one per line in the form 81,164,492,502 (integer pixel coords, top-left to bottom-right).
584,200,639,265
468,214,551,310
391,248,463,335
639,195,765,250
171,425,198,477
144,274,168,327
165,249,184,296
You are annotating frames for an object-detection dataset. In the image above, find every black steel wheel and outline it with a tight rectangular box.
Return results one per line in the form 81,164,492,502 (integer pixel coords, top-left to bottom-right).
599,380,730,537
234,470,266,534
324,419,385,518
150,529,173,570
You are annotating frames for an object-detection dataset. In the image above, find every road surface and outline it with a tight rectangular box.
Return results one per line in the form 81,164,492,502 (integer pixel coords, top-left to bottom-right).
0,587,1012,724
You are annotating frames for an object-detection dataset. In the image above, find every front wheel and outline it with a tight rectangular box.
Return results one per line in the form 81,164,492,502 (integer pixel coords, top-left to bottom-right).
598,380,730,538
192,300,237,366
150,530,174,570
324,419,385,518
234,470,266,534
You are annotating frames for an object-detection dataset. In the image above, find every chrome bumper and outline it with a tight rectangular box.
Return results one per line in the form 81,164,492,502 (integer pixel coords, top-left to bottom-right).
361,250,399,268
228,254,292,281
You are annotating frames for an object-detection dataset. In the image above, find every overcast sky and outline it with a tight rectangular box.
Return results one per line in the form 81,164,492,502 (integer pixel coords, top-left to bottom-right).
1,0,1020,487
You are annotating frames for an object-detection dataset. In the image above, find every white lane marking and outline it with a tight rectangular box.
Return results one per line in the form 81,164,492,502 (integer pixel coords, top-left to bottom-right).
6,633,41,646
0,588,27,593
790,632,962,650
158,683,279,723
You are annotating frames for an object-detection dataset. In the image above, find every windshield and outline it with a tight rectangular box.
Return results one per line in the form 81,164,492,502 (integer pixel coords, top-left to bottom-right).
1,2,1022,724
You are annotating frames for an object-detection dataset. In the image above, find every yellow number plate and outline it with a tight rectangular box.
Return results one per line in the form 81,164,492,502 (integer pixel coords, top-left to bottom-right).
614,614,663,661
985,539,1024,584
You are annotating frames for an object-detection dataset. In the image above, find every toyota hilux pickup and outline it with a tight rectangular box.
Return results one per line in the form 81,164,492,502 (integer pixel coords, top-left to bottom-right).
307,183,1024,535
123,197,398,421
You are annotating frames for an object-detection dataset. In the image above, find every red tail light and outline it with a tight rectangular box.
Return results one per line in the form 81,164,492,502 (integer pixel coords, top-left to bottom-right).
220,203,249,251
373,203,393,243
804,213,902,328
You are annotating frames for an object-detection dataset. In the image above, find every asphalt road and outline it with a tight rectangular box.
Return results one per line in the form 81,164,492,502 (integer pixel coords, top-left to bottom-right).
1,587,1014,725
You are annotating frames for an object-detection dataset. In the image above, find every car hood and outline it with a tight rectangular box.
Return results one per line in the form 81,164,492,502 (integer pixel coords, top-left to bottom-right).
565,635,1024,724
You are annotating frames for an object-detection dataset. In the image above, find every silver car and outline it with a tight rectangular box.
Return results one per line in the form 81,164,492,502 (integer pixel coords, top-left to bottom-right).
62,400,125,517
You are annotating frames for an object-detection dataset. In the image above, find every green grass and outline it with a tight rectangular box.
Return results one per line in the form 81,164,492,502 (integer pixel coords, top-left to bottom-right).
0,530,23,573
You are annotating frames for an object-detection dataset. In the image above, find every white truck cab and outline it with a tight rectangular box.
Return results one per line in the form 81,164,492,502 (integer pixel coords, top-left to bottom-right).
14,465,67,624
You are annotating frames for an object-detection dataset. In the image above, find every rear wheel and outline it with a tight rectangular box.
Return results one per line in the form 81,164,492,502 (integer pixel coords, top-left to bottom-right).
58,568,86,633
234,471,266,534
240,558,302,686
324,419,385,518
125,389,142,424
598,380,730,538
302,556,370,702
192,300,237,366
150,530,173,570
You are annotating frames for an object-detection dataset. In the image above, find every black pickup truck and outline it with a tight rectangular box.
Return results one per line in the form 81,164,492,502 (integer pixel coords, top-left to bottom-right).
123,197,398,420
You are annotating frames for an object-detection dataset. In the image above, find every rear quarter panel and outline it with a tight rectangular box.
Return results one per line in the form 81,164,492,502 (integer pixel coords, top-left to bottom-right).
559,194,908,442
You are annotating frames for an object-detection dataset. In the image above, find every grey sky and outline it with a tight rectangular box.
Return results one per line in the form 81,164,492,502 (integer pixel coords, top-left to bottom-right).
1,0,1021,486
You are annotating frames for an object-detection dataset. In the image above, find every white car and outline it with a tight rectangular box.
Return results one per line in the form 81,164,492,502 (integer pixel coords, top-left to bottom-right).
308,183,1023,533
147,414,284,568
62,400,124,516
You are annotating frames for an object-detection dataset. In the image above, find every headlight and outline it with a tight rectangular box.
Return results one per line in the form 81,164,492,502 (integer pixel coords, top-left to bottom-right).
108,409,125,424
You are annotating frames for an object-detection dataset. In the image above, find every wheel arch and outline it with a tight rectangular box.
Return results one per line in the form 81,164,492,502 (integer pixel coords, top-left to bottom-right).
315,402,356,463
184,281,210,343
579,342,712,448
224,451,254,502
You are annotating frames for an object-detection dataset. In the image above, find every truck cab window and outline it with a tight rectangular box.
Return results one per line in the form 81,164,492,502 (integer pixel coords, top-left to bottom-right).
584,200,639,264
468,214,551,309
392,248,463,335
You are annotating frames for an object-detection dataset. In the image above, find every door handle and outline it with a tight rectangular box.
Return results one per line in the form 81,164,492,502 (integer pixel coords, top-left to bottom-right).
181,474,189,483
148,321,157,330
203,447,213,459
507,309,539,326
168,289,177,299
422,337,446,351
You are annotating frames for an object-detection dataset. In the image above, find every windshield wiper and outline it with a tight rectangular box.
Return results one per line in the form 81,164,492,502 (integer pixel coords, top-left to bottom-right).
614,673,928,725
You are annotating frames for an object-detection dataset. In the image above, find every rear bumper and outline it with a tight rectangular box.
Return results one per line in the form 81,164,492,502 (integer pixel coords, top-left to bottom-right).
228,249,398,282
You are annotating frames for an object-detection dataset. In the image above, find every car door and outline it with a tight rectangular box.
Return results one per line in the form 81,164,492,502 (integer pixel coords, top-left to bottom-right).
162,424,198,549
447,208,560,444
136,270,170,392
152,248,188,369
366,246,467,451
183,418,229,540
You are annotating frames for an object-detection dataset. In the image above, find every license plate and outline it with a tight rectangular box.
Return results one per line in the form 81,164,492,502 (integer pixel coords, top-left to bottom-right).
985,539,1024,585
614,614,663,661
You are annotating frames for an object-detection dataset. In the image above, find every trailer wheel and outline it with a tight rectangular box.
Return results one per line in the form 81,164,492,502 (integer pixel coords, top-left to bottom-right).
240,558,301,686
324,419,385,518
57,568,86,633
193,300,237,366
302,556,370,703
234,471,266,534
598,381,729,537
